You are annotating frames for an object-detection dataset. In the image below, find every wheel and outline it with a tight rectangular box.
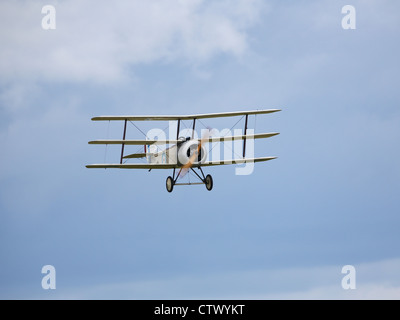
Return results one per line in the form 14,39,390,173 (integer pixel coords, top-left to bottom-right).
166,176,174,192
205,174,213,191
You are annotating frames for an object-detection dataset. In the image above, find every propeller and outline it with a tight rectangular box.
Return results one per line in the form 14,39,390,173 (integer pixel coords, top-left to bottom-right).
180,128,211,178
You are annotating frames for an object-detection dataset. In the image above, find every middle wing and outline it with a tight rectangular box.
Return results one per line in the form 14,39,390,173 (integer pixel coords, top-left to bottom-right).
88,133,279,145
88,139,179,145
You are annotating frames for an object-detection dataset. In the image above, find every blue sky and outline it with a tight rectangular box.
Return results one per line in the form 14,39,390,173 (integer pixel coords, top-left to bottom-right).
1,0,400,299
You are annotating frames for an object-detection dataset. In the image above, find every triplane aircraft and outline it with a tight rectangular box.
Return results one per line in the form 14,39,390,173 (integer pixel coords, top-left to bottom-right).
86,109,280,192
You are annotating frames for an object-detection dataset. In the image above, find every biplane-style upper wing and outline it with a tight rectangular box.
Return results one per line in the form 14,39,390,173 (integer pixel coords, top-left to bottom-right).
85,156,276,169
90,109,281,121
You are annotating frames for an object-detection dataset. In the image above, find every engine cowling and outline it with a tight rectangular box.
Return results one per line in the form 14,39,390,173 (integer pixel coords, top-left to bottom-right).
177,140,207,166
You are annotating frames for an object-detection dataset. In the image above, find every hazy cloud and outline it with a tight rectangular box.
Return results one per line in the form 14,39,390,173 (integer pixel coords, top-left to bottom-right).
18,258,400,299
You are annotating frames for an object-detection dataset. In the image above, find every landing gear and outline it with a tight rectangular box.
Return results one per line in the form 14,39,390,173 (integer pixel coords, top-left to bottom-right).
166,176,174,192
205,174,213,191
165,168,213,192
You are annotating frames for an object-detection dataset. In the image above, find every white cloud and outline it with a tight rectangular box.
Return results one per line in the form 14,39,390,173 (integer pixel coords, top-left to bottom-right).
0,0,263,84
260,284,400,300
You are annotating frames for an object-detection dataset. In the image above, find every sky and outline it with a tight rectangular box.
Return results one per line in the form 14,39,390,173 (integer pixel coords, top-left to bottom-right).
1,0,400,299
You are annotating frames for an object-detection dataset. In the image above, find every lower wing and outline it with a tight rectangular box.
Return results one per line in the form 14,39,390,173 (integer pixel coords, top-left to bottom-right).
85,157,277,169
